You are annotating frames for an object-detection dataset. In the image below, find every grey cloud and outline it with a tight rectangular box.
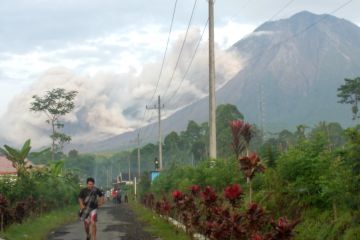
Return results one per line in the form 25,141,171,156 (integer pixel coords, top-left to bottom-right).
0,27,243,147
1,0,358,53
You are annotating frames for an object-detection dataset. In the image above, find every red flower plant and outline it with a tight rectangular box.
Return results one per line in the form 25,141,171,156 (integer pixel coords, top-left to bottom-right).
172,190,183,202
239,153,265,180
190,185,201,196
224,184,243,206
271,217,300,239
230,120,253,158
251,233,264,240
201,186,217,206
161,200,172,216
246,203,266,233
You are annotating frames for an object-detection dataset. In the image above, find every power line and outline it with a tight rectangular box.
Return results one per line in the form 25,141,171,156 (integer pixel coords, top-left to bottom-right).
138,0,354,147
162,0,199,100
268,0,297,21
138,0,178,138
142,0,201,143
166,19,209,106
166,0,297,109
244,0,355,69
150,0,179,103
170,0,354,135
285,0,353,41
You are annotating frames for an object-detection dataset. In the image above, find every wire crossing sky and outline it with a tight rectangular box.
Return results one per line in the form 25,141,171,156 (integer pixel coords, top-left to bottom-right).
0,0,359,147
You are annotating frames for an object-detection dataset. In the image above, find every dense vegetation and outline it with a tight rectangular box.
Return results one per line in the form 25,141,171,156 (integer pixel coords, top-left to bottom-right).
139,118,360,239
16,78,360,238
0,140,79,231
24,102,360,239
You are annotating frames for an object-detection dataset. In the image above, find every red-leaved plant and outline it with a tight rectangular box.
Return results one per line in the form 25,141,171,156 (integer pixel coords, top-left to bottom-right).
141,119,298,239
224,184,243,207
143,184,298,240
229,120,253,158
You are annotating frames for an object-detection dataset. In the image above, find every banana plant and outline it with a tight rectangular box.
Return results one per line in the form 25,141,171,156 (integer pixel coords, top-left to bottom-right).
0,139,32,177
49,160,64,177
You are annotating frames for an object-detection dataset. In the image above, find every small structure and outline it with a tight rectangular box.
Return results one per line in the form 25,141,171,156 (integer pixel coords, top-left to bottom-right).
0,155,42,176
0,155,17,176
150,171,160,182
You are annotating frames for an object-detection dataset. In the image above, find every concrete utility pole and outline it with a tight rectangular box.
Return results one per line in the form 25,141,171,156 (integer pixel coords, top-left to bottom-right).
208,0,217,159
137,132,141,179
146,95,165,170
128,154,131,182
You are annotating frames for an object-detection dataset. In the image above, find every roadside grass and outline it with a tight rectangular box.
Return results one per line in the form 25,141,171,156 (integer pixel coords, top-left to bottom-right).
0,205,78,240
129,200,190,240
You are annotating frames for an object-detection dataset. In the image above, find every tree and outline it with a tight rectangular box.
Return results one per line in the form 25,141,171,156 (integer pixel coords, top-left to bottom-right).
278,130,295,152
309,122,345,150
184,121,202,145
0,139,31,177
337,77,360,120
216,104,244,158
30,88,78,160
68,149,79,159
27,147,52,164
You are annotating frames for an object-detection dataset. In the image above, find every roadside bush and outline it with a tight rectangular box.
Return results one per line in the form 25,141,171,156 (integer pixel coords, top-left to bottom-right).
0,166,79,229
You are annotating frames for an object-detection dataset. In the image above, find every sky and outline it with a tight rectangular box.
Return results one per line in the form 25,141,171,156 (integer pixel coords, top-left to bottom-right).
0,0,359,146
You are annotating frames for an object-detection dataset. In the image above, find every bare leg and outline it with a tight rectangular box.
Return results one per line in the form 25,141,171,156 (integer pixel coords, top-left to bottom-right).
91,222,97,240
84,221,89,235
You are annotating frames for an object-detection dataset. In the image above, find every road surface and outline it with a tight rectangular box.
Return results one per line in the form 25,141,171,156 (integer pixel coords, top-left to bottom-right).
48,201,159,240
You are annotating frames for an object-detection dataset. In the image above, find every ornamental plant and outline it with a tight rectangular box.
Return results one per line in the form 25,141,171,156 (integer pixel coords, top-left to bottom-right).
229,120,253,158
224,184,243,207
230,120,265,203
143,184,298,240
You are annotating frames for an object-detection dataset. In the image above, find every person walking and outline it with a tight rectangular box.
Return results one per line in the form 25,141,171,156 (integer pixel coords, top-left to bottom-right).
78,177,104,240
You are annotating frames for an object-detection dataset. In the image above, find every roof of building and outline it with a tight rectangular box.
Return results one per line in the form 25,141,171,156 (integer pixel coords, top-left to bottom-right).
0,155,17,175
0,155,40,175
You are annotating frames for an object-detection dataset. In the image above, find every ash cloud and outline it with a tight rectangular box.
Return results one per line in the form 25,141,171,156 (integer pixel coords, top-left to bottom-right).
0,27,243,148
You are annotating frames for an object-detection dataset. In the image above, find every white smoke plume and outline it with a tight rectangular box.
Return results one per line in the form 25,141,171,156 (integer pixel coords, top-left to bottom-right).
0,27,244,148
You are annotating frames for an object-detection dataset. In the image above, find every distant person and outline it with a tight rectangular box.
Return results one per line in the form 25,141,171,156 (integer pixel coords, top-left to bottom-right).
106,190,110,201
78,177,105,240
116,189,122,204
124,192,128,203
112,189,117,203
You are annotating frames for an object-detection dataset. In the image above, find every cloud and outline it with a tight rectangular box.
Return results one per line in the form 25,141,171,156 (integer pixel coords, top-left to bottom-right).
0,27,244,148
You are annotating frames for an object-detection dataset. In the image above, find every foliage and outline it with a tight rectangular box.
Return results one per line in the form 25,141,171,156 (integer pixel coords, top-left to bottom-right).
0,139,31,177
337,77,360,119
137,111,359,239
0,205,78,240
130,200,190,240
216,104,244,158
30,88,78,160
0,140,79,230
142,184,298,240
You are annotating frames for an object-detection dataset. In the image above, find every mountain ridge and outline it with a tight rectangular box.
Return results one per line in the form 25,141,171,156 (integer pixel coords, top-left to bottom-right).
69,11,360,153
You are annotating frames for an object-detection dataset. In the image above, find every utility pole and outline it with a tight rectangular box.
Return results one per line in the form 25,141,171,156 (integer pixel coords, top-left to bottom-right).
146,95,165,170
128,154,131,182
208,0,217,159
110,166,113,186
106,167,109,189
137,132,141,179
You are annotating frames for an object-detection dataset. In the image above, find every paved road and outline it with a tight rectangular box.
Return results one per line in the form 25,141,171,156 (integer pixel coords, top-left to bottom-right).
48,202,159,240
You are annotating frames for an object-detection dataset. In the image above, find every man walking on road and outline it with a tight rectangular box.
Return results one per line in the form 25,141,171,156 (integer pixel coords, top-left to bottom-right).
78,177,105,240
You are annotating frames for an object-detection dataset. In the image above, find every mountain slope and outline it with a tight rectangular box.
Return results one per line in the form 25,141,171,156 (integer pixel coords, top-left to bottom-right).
72,11,360,152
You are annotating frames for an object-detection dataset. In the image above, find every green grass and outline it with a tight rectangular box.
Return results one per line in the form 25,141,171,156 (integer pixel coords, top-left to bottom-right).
0,205,78,240
129,200,190,240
